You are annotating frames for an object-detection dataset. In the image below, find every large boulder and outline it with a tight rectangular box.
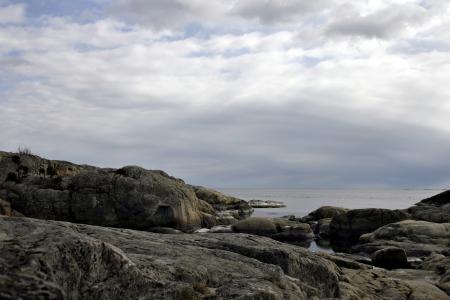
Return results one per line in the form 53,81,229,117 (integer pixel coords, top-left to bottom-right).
0,151,233,231
355,220,450,257
329,208,410,243
408,190,450,223
231,217,314,242
0,216,342,300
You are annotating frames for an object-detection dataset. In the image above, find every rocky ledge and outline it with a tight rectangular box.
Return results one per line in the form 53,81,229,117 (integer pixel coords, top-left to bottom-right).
2,216,449,300
0,151,251,231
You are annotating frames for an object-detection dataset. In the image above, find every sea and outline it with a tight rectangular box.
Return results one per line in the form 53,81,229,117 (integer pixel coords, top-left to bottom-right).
216,188,443,253
217,188,443,218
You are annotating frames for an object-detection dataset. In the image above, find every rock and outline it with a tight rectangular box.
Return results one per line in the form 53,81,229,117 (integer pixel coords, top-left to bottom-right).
0,216,342,299
356,220,450,257
146,227,183,234
209,225,233,233
371,247,408,269
317,218,332,238
194,228,210,233
302,206,349,222
408,190,450,223
329,208,410,243
248,199,286,208
232,217,278,235
0,198,12,216
420,254,450,295
0,151,249,231
339,267,450,300
190,185,253,224
231,217,314,242
418,190,450,207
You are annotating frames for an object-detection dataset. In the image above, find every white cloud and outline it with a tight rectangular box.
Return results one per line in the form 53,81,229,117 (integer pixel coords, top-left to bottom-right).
1,1,450,187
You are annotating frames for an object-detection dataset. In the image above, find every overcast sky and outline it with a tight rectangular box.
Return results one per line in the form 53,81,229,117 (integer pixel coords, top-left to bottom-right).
1,0,450,188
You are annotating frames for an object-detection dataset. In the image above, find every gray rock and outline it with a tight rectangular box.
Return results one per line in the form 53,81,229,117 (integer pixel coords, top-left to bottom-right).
329,208,410,242
231,217,314,242
317,218,332,238
302,206,349,222
408,190,450,223
0,152,249,231
190,185,253,224
0,216,342,299
209,225,233,233
372,247,408,270
248,199,286,208
356,220,450,257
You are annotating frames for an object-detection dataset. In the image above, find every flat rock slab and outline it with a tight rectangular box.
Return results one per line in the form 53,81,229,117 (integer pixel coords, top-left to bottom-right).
248,200,286,208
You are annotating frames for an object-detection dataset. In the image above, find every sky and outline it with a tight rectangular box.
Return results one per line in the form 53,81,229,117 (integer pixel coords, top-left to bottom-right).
1,0,450,188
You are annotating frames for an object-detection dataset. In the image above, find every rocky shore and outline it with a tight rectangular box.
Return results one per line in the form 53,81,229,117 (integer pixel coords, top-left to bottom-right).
0,151,449,299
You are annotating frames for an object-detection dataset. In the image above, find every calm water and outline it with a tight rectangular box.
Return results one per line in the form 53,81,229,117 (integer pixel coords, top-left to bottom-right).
217,188,442,218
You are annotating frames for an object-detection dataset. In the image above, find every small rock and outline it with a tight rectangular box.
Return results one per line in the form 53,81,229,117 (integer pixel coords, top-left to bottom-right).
372,247,408,270
248,200,286,208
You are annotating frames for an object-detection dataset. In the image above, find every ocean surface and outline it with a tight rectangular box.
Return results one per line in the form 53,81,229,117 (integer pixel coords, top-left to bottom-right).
217,188,443,218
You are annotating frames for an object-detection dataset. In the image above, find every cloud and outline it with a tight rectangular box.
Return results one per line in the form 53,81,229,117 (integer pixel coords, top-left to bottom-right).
326,3,427,39
0,3,25,24
1,1,450,188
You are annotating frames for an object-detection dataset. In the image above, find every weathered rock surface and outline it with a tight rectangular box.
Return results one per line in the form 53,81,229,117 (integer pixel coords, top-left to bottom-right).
231,217,314,242
248,199,286,208
420,254,450,294
302,206,349,222
356,220,450,257
0,216,342,300
317,218,332,238
408,190,450,223
0,151,251,231
371,247,408,270
190,185,253,224
339,267,450,300
329,208,410,242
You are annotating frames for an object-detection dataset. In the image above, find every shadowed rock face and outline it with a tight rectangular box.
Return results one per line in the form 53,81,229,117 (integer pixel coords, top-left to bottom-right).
0,151,242,231
329,208,410,243
408,190,450,223
0,216,341,300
